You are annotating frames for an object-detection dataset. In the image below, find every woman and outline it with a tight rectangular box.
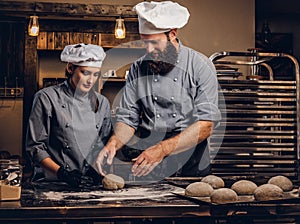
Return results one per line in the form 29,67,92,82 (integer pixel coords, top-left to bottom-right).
26,43,112,187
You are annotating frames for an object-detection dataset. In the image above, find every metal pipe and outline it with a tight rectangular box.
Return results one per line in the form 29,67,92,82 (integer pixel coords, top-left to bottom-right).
260,62,274,81
213,59,271,66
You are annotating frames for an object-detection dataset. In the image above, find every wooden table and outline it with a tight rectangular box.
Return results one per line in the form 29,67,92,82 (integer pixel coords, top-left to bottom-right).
1,181,300,223
0,181,210,223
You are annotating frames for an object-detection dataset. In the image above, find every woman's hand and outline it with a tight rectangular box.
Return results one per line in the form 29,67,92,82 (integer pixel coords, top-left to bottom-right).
95,142,117,176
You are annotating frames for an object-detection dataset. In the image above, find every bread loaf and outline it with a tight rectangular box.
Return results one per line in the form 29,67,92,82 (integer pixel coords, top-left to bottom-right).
267,175,293,191
185,182,214,197
210,188,238,204
231,180,257,195
102,174,125,190
201,175,224,189
254,184,284,201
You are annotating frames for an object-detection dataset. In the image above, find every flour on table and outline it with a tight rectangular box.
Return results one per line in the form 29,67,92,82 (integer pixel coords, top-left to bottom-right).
40,183,184,202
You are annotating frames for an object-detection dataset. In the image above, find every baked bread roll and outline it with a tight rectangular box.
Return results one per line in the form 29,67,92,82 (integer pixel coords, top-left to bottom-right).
254,184,284,201
267,175,293,191
102,174,125,190
185,182,214,197
231,180,257,195
201,175,225,189
210,188,238,204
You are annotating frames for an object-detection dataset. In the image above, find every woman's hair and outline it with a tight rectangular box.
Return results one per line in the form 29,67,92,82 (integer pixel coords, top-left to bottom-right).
65,63,78,79
65,63,100,113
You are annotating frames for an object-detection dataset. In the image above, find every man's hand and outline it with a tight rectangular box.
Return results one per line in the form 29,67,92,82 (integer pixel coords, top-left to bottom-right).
95,142,117,176
131,143,166,177
57,167,82,188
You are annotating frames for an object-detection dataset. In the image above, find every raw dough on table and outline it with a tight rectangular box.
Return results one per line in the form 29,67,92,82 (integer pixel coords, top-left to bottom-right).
102,174,125,190
185,182,214,197
231,180,257,195
210,188,238,204
201,175,225,189
267,175,293,191
254,184,284,201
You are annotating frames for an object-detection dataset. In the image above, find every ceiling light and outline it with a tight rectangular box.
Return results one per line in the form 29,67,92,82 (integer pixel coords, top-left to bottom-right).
28,15,39,36
115,17,126,39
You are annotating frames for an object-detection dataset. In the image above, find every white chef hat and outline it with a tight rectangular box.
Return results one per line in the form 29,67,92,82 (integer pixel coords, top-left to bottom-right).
60,43,106,67
133,1,190,35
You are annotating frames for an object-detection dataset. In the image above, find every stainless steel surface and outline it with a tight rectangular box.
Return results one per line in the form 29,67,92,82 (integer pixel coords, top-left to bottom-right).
209,51,300,180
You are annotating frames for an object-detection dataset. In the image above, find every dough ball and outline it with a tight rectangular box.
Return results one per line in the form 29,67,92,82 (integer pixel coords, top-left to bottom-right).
185,182,214,197
201,175,225,189
231,180,257,195
210,188,238,204
102,174,125,190
267,175,293,191
254,184,284,201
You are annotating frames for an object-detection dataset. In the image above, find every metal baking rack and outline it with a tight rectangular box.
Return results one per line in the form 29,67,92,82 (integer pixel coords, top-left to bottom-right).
209,50,300,181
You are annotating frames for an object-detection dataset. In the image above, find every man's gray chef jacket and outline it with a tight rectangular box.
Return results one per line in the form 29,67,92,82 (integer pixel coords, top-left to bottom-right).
116,42,221,176
117,42,221,132
26,81,112,179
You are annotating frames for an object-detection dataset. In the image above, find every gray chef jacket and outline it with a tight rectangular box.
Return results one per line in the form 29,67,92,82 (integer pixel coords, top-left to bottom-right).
116,41,221,177
26,81,112,180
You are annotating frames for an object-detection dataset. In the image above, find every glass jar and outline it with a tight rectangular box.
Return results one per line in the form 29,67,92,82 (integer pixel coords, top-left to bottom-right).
0,159,22,186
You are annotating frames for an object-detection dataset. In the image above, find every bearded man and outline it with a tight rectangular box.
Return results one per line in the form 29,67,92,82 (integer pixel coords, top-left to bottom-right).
96,1,221,181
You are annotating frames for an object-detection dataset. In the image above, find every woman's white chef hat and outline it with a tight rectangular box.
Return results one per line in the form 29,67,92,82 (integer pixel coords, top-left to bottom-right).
133,1,190,35
60,43,106,67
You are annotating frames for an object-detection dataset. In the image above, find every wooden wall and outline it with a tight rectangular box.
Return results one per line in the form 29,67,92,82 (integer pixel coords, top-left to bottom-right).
0,22,25,88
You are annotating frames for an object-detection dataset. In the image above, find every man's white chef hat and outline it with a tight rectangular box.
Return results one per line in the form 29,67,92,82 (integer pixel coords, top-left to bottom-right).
133,1,190,35
60,43,106,67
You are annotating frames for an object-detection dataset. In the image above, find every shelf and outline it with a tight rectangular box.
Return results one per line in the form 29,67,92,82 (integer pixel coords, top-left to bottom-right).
0,87,23,98
102,78,126,82
37,32,144,50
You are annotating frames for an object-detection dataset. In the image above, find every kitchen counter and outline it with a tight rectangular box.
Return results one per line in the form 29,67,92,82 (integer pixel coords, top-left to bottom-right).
0,181,210,223
2,181,300,223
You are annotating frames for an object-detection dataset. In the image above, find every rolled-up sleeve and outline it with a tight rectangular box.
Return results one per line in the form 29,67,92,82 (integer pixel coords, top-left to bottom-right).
116,64,141,130
193,56,221,123
26,92,51,165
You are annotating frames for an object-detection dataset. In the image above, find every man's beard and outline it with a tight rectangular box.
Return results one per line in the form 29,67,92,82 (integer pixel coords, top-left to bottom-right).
141,41,178,75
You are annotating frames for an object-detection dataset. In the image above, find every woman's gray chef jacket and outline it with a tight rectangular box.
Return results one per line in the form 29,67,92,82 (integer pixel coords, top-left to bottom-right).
26,81,112,179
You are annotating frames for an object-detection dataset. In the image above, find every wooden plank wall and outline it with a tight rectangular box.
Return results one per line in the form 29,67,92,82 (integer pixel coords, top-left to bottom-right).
36,32,143,50
0,22,25,88
0,1,137,18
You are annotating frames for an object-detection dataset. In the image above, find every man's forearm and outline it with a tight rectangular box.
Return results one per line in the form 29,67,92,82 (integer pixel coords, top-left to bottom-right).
40,157,60,175
108,122,136,151
159,120,214,156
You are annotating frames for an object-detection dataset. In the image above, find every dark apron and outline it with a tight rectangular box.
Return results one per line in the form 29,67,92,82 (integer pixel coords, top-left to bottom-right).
116,127,211,180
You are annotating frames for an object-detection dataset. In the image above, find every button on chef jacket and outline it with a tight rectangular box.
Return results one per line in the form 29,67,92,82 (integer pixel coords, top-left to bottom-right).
116,42,221,176
117,41,221,133
26,81,112,180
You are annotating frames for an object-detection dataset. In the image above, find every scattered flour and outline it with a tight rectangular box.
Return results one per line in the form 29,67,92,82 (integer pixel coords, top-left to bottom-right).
41,184,184,202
